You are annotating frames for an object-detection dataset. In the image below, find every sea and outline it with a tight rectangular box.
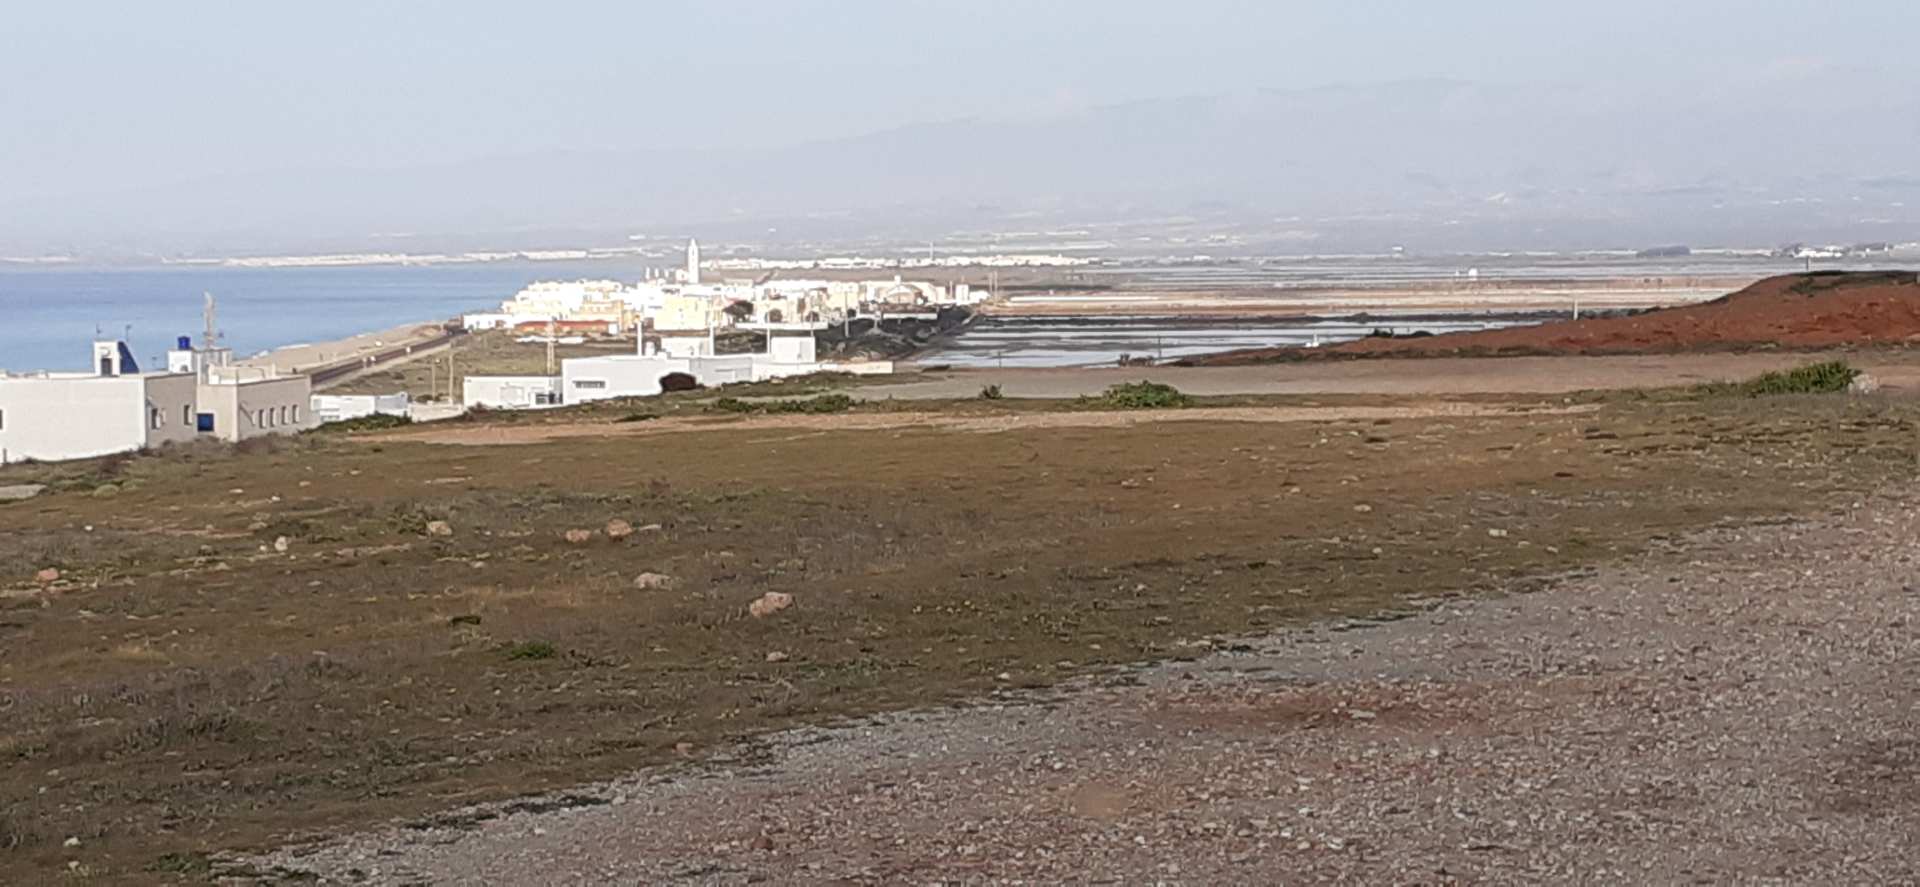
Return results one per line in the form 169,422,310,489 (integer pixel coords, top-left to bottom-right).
0,262,642,373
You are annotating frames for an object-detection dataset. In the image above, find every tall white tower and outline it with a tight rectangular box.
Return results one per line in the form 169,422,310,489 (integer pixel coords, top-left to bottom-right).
685,238,702,285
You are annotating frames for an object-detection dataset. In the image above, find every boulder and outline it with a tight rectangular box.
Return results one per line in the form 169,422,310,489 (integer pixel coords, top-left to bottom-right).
34,568,60,584
1849,373,1882,395
633,572,675,590
748,592,794,619
563,528,595,544
273,536,291,553
425,520,454,538
0,484,46,503
605,519,636,539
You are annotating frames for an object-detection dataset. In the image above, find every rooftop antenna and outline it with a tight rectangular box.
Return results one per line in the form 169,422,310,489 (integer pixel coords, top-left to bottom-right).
203,292,221,350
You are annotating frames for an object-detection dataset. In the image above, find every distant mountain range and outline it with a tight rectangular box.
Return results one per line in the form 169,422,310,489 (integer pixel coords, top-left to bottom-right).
8,73,1919,258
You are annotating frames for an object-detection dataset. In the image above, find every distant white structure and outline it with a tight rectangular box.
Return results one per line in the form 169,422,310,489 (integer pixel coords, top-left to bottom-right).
463,375,564,410
559,320,889,404
311,393,411,424
685,238,702,285
0,341,198,464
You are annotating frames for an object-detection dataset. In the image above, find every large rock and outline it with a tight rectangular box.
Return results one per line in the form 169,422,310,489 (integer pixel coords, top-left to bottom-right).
633,572,675,590
563,528,595,544
0,484,46,503
606,519,636,539
748,592,794,619
425,520,454,538
34,568,60,584
1849,373,1882,395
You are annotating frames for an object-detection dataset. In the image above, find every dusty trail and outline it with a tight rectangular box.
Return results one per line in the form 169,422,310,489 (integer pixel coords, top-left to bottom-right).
383,402,1592,446
243,490,1920,885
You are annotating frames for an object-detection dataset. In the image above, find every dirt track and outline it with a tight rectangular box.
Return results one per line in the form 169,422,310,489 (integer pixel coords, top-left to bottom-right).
884,351,1920,400
243,489,1920,884
387,402,1593,446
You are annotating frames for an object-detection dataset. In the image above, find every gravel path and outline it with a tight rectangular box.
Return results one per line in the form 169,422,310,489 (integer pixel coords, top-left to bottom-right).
388,402,1589,446
872,353,1920,399
241,492,1920,885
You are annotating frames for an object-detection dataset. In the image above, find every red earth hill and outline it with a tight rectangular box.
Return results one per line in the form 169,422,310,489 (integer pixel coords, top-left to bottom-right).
1188,271,1920,364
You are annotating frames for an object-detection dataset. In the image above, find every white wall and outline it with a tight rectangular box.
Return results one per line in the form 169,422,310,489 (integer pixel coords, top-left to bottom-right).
198,375,315,442
0,373,195,464
463,375,564,409
311,393,410,424
767,333,817,365
142,373,201,450
561,356,682,403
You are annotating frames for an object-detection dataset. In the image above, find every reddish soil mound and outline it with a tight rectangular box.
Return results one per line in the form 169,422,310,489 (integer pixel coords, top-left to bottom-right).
1191,272,1920,364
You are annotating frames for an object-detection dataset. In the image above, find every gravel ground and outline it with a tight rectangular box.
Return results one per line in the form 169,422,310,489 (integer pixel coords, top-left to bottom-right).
871,353,1920,399
240,492,1920,885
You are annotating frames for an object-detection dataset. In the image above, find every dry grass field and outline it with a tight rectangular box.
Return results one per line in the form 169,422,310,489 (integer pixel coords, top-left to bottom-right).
0,377,1913,881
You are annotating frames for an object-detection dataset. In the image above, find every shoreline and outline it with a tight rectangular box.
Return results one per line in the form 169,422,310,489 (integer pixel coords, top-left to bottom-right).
240,318,456,377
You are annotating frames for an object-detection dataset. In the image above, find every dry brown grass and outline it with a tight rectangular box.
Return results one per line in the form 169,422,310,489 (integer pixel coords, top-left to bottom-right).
0,388,1912,880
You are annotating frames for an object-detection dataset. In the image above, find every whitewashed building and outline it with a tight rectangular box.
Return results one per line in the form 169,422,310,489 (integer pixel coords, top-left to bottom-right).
166,337,315,442
0,341,199,464
463,375,565,410
310,393,411,424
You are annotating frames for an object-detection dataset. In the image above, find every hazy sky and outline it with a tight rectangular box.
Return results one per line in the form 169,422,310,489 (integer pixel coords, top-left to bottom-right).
5,1,1915,194
4,1,1918,253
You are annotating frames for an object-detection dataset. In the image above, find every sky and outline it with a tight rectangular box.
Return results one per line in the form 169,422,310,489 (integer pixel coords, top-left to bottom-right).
4,0,1919,253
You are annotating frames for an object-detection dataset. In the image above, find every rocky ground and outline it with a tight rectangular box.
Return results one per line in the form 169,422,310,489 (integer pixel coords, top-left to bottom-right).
239,488,1920,885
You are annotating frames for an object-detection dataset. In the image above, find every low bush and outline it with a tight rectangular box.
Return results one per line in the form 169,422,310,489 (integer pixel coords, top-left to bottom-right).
711,394,856,415
1703,360,1859,397
312,413,413,433
1096,380,1190,409
504,641,558,661
978,384,1004,400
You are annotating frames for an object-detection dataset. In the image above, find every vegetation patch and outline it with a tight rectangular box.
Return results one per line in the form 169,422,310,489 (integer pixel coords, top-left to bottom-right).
1702,360,1860,397
504,641,559,661
711,393,856,415
1091,381,1190,410
312,413,413,433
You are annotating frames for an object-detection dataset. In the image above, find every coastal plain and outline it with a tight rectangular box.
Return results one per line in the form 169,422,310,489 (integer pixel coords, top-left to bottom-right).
1,350,1916,882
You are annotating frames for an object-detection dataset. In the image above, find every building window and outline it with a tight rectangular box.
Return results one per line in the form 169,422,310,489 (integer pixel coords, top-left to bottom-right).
291,405,301,422
0,408,6,430
183,404,192,426
572,380,607,389
150,408,162,430
534,392,559,405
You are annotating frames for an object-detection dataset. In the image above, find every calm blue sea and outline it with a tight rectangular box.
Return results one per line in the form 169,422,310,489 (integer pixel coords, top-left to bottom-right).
0,262,644,372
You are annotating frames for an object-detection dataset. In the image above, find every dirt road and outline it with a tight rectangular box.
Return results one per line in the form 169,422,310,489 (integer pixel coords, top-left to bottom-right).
884,351,1920,399
386,402,1593,446
243,489,1920,884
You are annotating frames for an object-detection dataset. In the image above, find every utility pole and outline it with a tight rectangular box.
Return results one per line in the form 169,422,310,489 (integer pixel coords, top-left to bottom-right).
545,317,557,375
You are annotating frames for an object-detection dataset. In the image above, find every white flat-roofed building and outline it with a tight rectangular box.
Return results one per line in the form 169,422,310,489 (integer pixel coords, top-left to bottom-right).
311,393,411,424
195,365,315,442
0,341,199,464
463,375,565,410
166,338,315,442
